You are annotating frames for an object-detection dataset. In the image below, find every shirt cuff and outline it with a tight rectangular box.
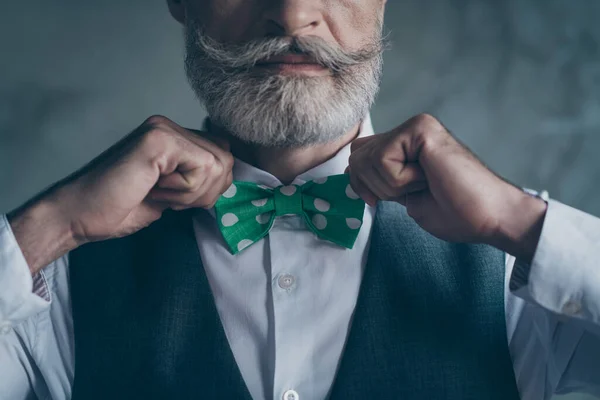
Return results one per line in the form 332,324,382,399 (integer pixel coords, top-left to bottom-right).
510,199,600,324
0,214,51,327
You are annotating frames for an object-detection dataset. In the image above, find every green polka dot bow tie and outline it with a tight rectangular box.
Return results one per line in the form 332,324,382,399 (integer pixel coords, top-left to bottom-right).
214,174,366,254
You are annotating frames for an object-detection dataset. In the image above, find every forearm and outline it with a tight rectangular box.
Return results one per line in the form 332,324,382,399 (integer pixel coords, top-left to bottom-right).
487,186,548,264
7,191,77,276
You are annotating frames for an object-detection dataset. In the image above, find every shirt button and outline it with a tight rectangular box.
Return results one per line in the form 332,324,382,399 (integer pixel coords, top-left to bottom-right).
278,274,296,290
0,322,12,335
283,389,299,400
562,300,583,316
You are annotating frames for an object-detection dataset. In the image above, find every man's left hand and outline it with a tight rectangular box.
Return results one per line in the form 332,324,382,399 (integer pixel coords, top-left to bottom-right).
347,114,547,261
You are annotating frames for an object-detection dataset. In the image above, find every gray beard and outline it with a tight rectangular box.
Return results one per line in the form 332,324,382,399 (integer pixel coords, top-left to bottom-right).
183,21,384,148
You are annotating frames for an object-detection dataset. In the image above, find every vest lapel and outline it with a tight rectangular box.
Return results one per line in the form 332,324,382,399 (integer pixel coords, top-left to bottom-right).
328,202,520,400
71,203,520,400
70,209,253,400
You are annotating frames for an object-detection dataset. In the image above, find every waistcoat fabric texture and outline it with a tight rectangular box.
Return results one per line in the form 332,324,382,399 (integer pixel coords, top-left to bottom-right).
69,202,520,400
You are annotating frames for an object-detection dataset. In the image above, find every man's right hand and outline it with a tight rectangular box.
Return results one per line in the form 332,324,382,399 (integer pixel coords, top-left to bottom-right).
7,115,234,274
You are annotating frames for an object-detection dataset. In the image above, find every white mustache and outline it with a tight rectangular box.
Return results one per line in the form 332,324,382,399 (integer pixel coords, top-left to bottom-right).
190,33,386,73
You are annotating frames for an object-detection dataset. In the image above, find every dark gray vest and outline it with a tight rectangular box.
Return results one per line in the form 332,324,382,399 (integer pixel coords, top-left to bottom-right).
69,202,520,399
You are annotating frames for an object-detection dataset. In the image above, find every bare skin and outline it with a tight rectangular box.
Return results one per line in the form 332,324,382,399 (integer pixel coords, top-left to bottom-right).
207,120,361,185
7,0,546,276
346,114,547,263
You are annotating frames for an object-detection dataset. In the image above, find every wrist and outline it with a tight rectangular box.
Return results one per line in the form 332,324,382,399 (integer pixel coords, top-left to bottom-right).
487,186,548,264
7,192,78,275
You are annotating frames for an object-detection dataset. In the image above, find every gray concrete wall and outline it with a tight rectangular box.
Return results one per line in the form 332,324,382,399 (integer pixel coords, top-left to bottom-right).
1,0,599,216
0,1,598,398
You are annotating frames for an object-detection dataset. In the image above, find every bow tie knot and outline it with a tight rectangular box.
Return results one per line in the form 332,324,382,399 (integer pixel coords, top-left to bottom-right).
274,185,303,216
214,174,366,254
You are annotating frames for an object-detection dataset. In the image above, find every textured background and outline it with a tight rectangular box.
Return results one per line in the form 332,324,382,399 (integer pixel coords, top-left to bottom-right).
0,1,598,398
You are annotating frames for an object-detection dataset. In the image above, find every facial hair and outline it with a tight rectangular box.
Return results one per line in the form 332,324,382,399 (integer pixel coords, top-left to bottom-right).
184,18,385,148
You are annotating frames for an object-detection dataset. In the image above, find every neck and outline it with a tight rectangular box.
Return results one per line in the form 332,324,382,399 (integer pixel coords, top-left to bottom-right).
208,122,361,184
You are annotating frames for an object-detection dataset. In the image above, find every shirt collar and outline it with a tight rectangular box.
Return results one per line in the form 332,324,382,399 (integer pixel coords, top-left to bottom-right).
227,114,375,188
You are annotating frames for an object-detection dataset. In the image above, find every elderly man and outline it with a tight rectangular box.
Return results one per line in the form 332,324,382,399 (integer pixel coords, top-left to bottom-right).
1,0,599,399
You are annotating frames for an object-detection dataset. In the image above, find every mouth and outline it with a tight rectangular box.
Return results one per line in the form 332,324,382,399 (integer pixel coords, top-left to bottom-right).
255,54,330,76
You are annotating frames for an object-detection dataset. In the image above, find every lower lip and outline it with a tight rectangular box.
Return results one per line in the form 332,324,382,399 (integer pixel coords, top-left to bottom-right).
255,63,329,75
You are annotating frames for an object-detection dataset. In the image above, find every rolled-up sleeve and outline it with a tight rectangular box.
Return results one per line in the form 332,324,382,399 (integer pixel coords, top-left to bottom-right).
0,214,51,326
0,213,73,400
511,199,600,325
509,199,600,397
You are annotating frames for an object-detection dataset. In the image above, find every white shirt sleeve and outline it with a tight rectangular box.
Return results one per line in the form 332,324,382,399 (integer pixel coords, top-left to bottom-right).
0,214,51,323
509,199,600,398
0,214,74,400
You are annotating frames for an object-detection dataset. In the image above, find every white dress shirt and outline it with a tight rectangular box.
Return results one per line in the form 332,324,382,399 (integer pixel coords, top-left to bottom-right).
1,117,600,400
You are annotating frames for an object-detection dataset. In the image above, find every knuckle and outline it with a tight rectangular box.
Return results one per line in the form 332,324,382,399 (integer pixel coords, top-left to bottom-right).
202,152,218,173
206,150,218,165
143,114,171,128
379,158,401,186
412,113,439,128
138,130,171,165
420,130,449,155
141,126,170,149
223,152,235,170
182,174,199,191
410,114,445,141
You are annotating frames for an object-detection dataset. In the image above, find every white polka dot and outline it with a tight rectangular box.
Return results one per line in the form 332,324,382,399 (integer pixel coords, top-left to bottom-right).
256,213,270,224
312,214,328,230
280,185,297,196
222,184,237,198
237,239,254,252
221,213,239,227
345,184,360,199
313,177,328,184
251,198,268,207
346,218,362,230
314,198,330,212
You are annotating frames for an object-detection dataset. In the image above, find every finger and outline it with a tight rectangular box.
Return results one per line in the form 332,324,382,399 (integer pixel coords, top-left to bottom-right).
192,168,234,209
350,136,373,153
348,167,378,207
135,199,171,218
156,168,208,191
357,164,397,200
176,126,233,167
147,187,201,206
376,161,426,189
187,128,231,152
172,135,233,193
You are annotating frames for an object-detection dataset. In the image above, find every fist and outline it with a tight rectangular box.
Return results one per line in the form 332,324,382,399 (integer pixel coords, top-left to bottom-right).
53,115,234,244
347,113,528,244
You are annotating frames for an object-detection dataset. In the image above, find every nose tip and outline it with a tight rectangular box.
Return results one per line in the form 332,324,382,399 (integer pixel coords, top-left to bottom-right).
264,2,322,37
